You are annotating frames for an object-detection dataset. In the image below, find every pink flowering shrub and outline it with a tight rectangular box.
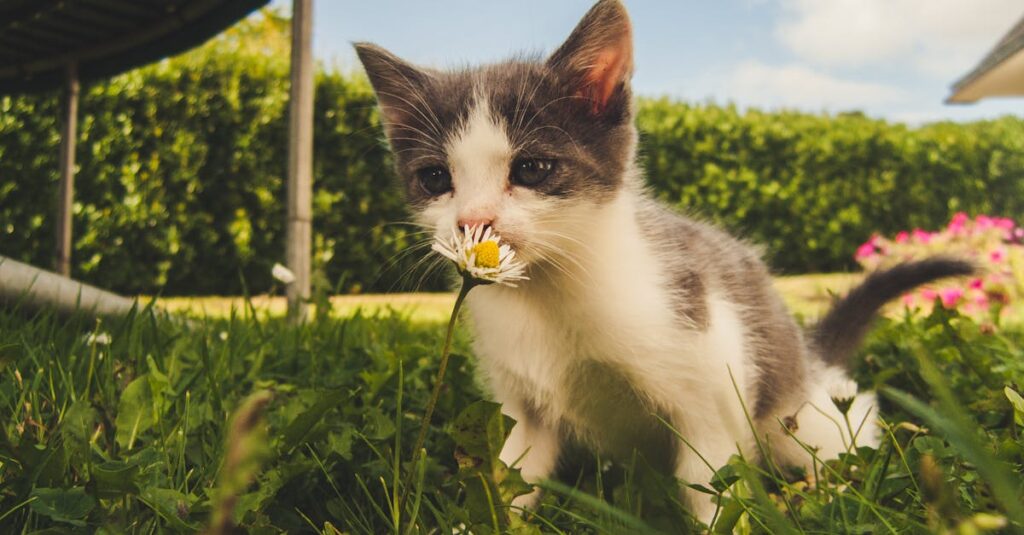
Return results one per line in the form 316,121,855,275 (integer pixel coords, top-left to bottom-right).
855,213,1024,315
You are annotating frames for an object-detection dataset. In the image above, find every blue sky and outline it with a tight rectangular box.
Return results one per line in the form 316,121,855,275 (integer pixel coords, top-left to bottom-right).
269,0,1022,124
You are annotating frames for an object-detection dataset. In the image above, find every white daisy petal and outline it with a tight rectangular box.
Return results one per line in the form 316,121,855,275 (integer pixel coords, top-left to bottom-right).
431,225,529,287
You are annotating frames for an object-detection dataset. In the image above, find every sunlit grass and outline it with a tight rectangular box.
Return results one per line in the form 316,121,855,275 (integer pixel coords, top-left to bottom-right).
153,273,863,323
155,292,458,323
156,271,1010,325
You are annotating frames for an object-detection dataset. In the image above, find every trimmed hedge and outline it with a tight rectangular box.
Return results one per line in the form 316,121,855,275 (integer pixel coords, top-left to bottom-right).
1,41,419,295
638,103,1024,273
2,43,1023,295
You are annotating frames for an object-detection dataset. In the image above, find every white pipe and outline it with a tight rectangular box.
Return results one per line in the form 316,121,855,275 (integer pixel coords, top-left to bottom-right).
0,255,138,316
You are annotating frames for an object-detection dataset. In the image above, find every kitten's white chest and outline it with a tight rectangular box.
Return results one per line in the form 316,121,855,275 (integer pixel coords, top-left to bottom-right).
466,192,757,463
467,277,679,455
465,195,711,452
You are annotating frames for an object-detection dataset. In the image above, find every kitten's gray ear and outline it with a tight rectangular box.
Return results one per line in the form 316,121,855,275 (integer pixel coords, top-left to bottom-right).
547,0,634,115
353,43,430,127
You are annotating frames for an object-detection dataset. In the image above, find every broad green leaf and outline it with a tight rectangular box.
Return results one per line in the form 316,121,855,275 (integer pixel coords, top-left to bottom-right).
710,464,740,493
1004,386,1024,427
61,400,96,466
115,375,155,451
450,400,511,474
89,460,141,499
139,487,200,531
450,401,529,532
29,487,96,526
279,388,348,453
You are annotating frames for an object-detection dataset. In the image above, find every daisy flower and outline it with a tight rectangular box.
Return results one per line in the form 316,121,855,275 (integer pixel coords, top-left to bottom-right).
271,263,296,284
827,379,858,416
431,225,528,287
406,224,528,496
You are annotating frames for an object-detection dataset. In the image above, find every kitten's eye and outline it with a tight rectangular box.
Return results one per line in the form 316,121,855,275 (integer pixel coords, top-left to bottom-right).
511,158,555,187
416,166,452,196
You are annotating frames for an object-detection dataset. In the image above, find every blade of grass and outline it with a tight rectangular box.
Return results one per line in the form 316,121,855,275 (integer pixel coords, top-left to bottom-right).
537,479,661,535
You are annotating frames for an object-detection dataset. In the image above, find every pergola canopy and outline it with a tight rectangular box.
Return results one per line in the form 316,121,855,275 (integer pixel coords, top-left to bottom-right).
0,0,270,95
948,14,1024,103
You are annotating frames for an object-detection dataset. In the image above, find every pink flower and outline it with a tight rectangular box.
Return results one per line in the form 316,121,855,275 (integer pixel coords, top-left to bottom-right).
920,288,937,301
948,212,969,234
974,293,989,308
855,236,879,260
895,231,910,243
939,288,963,308
976,215,994,230
969,278,984,290
990,248,1006,263
912,229,933,244
901,293,915,306
994,217,1015,230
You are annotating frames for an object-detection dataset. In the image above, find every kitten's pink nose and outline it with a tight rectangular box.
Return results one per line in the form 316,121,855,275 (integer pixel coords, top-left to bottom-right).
457,217,494,231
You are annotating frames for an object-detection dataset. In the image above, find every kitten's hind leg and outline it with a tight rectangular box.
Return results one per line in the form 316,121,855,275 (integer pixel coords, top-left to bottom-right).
766,364,880,478
499,400,562,510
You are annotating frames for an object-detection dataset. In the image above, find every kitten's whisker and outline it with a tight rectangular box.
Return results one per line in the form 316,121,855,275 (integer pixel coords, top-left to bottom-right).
374,239,439,288
393,74,447,140
405,154,449,167
513,94,590,150
529,229,597,255
377,62,447,138
512,67,545,145
375,88,446,140
532,250,587,287
387,136,443,150
520,124,584,157
412,256,449,293
379,221,434,233
531,232,596,271
388,245,445,293
530,238,594,286
511,71,556,148
379,115,445,148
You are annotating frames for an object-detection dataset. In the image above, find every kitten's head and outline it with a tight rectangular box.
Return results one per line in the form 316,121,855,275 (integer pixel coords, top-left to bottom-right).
355,0,636,271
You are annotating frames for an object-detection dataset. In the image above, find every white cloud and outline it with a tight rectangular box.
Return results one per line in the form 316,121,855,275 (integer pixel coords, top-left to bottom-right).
776,0,1023,77
720,61,909,112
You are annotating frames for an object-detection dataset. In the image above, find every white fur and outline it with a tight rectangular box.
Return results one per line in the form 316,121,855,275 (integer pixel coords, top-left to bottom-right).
446,95,511,224
420,101,878,525
766,363,880,476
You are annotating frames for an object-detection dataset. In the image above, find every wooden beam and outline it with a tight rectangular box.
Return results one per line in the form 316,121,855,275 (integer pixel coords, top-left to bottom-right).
286,0,314,322
56,62,79,277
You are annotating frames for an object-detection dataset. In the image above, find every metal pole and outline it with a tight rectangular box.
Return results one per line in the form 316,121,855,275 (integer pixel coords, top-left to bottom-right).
56,62,79,277
0,255,136,317
286,0,314,322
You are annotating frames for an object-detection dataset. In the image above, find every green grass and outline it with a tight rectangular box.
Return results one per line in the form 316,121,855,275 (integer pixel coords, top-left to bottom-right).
2,290,1023,533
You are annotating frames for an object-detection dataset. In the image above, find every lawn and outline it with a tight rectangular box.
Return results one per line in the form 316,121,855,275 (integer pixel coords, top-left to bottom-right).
2,278,1023,533
154,273,862,323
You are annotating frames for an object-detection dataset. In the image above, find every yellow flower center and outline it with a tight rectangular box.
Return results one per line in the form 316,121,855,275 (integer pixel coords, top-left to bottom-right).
472,241,500,269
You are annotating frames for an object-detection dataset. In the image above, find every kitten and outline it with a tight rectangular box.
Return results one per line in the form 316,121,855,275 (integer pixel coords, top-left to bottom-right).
354,0,971,524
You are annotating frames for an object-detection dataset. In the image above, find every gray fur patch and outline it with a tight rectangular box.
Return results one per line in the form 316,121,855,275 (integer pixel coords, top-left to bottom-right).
637,200,808,418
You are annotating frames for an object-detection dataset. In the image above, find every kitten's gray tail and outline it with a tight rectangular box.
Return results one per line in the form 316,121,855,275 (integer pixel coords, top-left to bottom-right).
811,257,975,366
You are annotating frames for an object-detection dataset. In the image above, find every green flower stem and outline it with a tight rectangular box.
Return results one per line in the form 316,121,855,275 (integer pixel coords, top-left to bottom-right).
402,275,475,506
